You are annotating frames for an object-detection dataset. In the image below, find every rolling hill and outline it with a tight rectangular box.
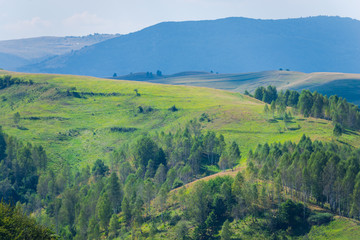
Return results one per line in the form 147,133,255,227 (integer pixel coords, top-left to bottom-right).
116,70,360,105
20,16,360,77
1,70,360,239
1,70,359,170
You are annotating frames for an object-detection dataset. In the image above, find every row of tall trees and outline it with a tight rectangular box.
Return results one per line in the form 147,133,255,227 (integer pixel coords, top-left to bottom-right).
248,134,360,218
254,86,360,130
176,173,316,239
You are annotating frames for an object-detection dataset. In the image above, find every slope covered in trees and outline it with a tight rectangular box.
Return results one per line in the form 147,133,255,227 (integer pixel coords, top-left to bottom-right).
0,71,360,239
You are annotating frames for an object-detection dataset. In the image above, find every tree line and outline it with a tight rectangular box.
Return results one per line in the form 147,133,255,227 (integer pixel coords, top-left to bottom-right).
253,86,360,130
248,134,360,218
0,75,34,90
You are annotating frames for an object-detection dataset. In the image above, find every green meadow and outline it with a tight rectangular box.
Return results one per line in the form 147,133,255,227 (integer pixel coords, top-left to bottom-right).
0,70,359,171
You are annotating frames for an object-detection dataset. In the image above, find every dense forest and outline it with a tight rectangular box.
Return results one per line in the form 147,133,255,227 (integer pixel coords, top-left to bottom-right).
248,135,360,218
0,119,242,239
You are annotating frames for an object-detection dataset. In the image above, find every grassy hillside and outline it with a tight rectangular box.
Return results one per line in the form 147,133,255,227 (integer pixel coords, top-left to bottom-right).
1,70,359,171
137,70,360,105
307,217,360,240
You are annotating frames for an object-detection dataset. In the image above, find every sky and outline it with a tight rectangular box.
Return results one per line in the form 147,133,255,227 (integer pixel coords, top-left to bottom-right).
0,0,359,40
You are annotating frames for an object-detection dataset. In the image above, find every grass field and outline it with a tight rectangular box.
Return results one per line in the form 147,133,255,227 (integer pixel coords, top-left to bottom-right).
307,217,360,240
135,70,360,105
1,70,360,171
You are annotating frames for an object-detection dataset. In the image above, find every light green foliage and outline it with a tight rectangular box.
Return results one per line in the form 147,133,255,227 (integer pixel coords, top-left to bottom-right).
0,202,56,239
307,217,360,240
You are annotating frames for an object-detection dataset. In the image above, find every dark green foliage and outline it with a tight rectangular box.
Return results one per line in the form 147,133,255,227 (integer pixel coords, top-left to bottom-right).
253,86,360,130
333,123,343,137
13,112,20,125
0,132,47,204
96,192,112,231
249,135,360,218
0,127,6,160
168,105,178,112
298,90,313,117
134,135,166,169
199,113,211,122
110,127,137,133
108,172,122,213
307,212,333,225
0,202,56,239
92,159,109,179
273,200,310,235
254,86,278,104
220,220,232,240
0,75,33,90
254,86,265,101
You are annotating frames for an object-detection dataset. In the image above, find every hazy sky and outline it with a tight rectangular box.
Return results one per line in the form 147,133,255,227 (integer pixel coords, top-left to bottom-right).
1,0,359,40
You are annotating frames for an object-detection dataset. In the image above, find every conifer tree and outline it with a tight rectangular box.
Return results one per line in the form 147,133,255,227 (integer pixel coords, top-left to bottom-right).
220,219,232,240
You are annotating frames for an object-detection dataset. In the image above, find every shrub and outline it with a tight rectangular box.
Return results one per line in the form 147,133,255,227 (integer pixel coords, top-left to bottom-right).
168,105,178,112
307,212,333,226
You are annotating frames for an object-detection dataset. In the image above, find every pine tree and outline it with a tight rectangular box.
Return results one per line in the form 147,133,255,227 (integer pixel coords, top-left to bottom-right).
220,220,232,240
96,193,112,232
108,214,119,239
333,123,343,137
205,210,217,237
108,172,122,213
87,216,100,240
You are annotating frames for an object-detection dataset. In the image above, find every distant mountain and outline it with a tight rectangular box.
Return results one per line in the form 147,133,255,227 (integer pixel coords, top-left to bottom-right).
20,16,360,77
0,34,119,70
0,52,29,70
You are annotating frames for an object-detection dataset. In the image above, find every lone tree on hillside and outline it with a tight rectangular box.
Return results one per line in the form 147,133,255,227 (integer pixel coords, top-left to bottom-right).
264,104,270,120
134,89,140,96
270,101,276,118
333,123,343,137
13,112,20,125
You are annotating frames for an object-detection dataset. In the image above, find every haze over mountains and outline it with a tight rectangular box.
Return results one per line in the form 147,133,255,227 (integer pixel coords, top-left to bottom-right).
0,34,119,70
14,16,360,77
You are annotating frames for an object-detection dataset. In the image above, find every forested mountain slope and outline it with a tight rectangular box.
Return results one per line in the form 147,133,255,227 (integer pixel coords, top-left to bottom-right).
1,70,360,239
